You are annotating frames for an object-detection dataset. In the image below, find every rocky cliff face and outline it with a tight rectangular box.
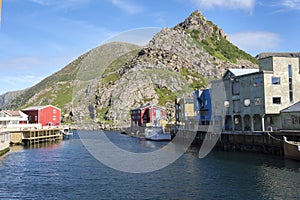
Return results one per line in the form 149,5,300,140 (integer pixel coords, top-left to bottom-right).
0,90,26,109
93,10,258,129
7,10,258,130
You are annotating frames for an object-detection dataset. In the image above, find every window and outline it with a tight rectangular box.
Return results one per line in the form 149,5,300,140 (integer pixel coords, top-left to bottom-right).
232,81,240,95
254,97,262,106
53,109,57,114
224,101,230,108
272,77,280,85
244,99,250,107
252,78,262,86
288,64,292,78
267,116,274,124
233,100,241,113
288,64,293,102
273,97,281,104
53,116,56,120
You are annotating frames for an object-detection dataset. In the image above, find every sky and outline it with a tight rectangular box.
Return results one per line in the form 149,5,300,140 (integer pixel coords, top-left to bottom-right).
0,0,300,94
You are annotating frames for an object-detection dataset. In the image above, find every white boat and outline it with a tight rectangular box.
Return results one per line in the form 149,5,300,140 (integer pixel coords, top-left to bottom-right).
62,127,73,139
144,126,171,141
283,136,300,161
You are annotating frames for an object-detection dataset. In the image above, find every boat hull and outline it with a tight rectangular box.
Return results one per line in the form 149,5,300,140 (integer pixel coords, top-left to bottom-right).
283,137,300,161
144,127,171,141
145,133,171,141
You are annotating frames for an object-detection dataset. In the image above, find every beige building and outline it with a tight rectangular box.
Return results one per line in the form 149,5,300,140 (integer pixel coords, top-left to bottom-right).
175,98,194,126
211,54,300,131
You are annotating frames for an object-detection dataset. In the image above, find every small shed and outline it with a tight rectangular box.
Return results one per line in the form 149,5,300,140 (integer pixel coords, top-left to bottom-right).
22,105,61,126
131,105,165,127
280,101,300,130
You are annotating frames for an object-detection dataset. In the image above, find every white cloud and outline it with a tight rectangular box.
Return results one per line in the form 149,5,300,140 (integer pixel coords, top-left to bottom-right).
281,0,300,10
229,31,281,55
192,0,256,12
110,0,144,14
31,0,90,9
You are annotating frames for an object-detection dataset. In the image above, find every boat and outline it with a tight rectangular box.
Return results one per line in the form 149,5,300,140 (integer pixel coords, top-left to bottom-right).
144,126,171,141
62,127,73,139
283,136,300,161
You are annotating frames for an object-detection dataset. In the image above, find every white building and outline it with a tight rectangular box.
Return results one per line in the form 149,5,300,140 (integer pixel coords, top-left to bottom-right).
0,110,29,127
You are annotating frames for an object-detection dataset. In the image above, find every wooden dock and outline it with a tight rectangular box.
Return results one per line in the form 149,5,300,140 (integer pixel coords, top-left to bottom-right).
6,125,63,145
22,127,62,144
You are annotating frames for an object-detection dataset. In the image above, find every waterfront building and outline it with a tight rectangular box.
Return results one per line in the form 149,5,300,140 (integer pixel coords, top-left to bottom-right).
0,131,10,156
0,110,28,127
22,105,61,126
130,104,165,127
193,89,212,125
280,101,300,130
211,54,300,131
175,97,194,126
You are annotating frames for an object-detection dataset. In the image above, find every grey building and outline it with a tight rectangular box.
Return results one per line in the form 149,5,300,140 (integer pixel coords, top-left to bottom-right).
211,54,300,132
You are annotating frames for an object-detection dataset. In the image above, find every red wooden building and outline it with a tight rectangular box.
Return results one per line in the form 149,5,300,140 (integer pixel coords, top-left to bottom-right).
22,105,61,126
131,105,165,127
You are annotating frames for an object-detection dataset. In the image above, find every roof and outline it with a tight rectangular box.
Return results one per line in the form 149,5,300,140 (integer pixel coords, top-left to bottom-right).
228,68,259,76
256,52,300,60
223,68,259,80
22,105,61,111
1,110,28,117
131,104,165,111
281,101,300,113
2,110,21,116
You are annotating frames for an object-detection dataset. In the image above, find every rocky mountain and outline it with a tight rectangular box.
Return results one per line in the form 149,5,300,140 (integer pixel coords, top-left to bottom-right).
7,10,258,129
0,90,26,109
93,10,258,129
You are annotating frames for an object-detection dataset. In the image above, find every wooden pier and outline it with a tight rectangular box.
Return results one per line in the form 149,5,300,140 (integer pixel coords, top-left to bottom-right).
7,125,63,145
22,127,62,144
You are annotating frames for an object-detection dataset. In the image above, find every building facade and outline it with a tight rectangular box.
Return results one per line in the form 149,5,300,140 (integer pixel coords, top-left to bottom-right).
175,98,194,126
194,89,212,125
22,105,61,126
211,55,300,132
0,110,28,127
131,105,165,127
280,102,300,130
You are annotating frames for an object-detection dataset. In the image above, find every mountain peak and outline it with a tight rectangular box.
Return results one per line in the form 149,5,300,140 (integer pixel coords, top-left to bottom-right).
175,10,229,41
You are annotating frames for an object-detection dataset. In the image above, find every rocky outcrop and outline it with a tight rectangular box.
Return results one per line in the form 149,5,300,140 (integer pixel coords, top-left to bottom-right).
94,10,258,128
6,10,258,130
0,90,26,109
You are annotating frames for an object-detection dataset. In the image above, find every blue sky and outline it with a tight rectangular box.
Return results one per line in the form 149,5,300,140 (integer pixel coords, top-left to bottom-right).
0,0,300,94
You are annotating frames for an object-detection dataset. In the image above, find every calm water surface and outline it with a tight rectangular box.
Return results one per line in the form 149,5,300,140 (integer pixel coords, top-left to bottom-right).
0,130,299,199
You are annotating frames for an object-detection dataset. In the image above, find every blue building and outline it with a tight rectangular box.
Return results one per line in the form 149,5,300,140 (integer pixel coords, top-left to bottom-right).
193,89,212,125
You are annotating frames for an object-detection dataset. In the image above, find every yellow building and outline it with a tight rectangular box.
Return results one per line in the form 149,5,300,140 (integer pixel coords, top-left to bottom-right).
175,98,194,126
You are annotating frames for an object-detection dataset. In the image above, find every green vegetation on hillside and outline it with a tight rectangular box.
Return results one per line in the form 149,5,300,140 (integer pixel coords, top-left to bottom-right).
102,49,140,84
180,68,208,90
187,25,258,64
154,86,177,105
